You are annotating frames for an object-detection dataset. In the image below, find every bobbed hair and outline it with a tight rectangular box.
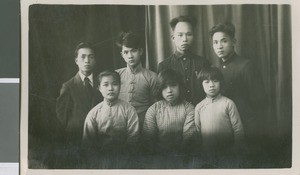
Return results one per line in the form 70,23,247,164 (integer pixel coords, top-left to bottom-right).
198,67,225,91
157,69,186,102
96,70,121,87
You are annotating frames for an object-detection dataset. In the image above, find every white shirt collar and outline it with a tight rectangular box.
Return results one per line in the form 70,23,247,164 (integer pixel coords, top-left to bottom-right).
78,71,94,87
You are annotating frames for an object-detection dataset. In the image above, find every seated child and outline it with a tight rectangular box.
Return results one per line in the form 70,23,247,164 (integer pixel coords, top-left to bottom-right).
195,67,245,153
82,70,139,157
143,69,196,155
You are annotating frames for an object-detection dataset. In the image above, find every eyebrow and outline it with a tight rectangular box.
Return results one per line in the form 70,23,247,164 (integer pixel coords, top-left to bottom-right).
123,47,137,51
213,37,228,41
176,32,192,34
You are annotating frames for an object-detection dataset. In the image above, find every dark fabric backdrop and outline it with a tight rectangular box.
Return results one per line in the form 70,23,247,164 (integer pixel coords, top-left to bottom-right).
29,4,146,142
145,4,292,146
28,4,292,168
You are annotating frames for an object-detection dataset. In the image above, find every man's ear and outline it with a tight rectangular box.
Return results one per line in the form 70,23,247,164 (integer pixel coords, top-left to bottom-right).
139,48,143,55
232,38,237,44
74,57,78,64
171,34,174,40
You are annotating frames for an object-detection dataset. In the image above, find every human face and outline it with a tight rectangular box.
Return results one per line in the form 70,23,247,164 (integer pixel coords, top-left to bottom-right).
75,48,96,76
172,22,194,54
99,76,120,102
212,32,235,60
202,79,220,98
121,46,143,69
162,84,180,104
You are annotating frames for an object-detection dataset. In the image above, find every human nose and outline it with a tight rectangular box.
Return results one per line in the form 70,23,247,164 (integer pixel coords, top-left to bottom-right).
166,86,172,92
209,81,215,87
216,42,223,49
84,57,90,63
108,84,113,91
128,51,133,57
182,34,187,42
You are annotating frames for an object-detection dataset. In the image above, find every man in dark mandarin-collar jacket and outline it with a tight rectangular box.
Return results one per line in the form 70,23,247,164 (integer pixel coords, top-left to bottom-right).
209,22,268,146
158,16,211,106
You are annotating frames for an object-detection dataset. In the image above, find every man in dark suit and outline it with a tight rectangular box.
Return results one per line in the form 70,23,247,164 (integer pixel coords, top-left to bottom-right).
158,16,211,106
55,42,102,168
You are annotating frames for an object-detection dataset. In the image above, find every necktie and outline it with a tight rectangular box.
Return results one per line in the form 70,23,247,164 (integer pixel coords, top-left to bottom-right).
84,77,93,99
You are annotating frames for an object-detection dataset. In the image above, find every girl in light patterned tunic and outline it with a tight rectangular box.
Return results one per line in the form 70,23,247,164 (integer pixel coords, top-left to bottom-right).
195,67,244,153
82,70,139,168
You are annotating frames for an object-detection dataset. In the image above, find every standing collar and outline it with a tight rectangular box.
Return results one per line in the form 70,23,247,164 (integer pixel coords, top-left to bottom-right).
220,52,237,66
104,98,118,107
162,99,182,106
205,94,222,103
126,63,143,74
174,50,193,60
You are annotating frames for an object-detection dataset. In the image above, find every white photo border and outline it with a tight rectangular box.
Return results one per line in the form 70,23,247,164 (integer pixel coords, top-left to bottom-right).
20,0,300,174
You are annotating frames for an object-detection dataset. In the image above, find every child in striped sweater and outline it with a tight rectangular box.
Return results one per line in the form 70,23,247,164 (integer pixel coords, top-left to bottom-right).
143,69,197,155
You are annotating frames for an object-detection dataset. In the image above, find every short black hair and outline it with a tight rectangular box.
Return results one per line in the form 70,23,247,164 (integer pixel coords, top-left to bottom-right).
157,69,186,102
74,42,94,58
170,16,197,31
198,67,225,90
116,32,142,50
209,22,235,39
97,70,121,87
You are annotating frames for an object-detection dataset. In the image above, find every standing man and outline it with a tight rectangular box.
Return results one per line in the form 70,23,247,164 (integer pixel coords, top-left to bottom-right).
209,22,267,145
115,32,158,130
56,42,103,168
158,16,211,106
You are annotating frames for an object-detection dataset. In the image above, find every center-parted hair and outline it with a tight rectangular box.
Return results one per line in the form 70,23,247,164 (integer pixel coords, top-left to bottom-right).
209,22,235,39
157,69,186,102
170,16,197,31
198,67,225,90
97,70,121,87
74,42,94,58
115,32,142,50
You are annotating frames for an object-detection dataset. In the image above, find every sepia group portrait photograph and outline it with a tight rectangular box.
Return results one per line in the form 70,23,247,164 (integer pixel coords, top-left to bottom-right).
20,0,297,174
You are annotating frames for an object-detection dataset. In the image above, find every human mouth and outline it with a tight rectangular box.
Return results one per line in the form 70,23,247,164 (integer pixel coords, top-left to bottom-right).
181,44,189,48
217,51,224,55
107,93,115,96
209,89,215,92
166,94,174,99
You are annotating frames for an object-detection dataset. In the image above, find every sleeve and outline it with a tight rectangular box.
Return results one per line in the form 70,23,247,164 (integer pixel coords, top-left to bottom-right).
242,61,268,113
182,104,196,143
182,103,199,153
157,61,165,73
126,106,140,146
194,104,201,132
149,73,159,104
193,104,203,152
227,100,245,143
82,110,98,148
142,104,158,153
56,83,72,129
